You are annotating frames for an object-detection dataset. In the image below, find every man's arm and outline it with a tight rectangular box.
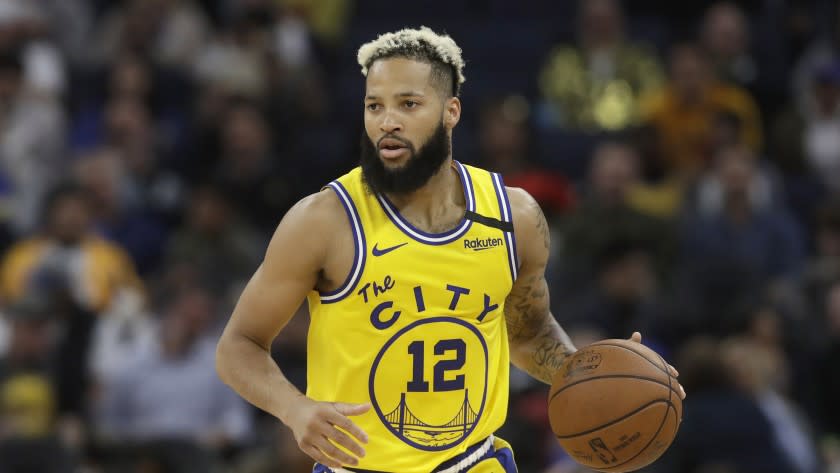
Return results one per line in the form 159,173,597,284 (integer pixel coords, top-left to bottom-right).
505,188,576,385
215,189,369,469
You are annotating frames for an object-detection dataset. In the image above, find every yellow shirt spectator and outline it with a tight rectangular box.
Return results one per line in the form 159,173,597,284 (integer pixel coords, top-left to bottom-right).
538,0,665,131
540,44,665,131
641,43,763,178
0,236,144,313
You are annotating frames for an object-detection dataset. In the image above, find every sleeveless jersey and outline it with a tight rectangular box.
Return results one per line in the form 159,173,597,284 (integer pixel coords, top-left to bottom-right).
305,161,519,472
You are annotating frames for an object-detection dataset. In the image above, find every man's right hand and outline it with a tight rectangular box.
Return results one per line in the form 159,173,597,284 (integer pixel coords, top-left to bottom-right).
287,399,371,468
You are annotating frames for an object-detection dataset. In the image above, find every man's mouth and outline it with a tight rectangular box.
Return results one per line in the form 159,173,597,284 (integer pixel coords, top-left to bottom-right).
378,138,409,159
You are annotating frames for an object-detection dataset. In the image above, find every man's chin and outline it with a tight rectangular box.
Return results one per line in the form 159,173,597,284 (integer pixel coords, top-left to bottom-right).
379,158,411,171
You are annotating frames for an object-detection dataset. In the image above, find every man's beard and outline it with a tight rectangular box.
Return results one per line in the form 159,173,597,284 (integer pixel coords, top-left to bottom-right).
360,121,451,195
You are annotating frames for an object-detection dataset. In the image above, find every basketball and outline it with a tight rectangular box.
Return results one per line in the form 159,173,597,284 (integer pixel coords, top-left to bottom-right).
548,339,682,472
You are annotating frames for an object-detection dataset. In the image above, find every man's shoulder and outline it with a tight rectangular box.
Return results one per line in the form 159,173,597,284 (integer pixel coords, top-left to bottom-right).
504,186,539,218
505,186,545,239
503,186,550,265
266,187,351,258
285,187,347,228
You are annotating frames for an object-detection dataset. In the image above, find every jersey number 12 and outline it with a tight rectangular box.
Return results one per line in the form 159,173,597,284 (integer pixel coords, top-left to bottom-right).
406,339,466,392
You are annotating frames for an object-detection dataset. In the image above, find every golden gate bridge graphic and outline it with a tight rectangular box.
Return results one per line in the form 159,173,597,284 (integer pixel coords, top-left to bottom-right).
383,390,480,447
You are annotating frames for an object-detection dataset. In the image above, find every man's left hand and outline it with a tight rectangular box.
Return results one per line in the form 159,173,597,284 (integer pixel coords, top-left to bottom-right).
628,331,686,400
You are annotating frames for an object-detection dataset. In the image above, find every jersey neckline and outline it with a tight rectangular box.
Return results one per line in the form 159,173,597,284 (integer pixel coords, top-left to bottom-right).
375,160,475,246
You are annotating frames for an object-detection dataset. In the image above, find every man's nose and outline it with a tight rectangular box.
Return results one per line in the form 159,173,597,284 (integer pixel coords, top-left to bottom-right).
380,112,403,134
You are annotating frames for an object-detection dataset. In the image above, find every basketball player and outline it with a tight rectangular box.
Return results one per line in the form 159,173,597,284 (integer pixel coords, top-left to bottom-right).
216,27,684,472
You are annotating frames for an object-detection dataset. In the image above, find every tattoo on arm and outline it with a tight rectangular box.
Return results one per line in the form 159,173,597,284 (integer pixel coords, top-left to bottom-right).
505,196,576,384
509,304,576,384
532,321,576,379
505,275,575,384
505,274,548,343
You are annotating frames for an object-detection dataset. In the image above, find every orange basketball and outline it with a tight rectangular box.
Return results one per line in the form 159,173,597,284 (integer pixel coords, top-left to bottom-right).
548,339,682,472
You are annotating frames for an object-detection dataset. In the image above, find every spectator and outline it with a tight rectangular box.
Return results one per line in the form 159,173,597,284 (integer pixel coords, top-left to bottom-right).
648,337,796,473
279,0,352,48
192,11,270,99
95,285,252,462
561,237,671,353
723,337,821,473
0,295,77,472
25,0,94,69
699,2,758,91
92,0,210,70
775,61,840,198
0,0,67,98
478,95,576,217
791,1,840,116
678,145,805,335
213,98,300,232
641,43,762,179
0,46,65,233
0,182,145,313
559,141,675,292
87,288,156,400
165,183,265,291
770,64,840,226
538,0,664,131
103,93,185,224
74,147,168,275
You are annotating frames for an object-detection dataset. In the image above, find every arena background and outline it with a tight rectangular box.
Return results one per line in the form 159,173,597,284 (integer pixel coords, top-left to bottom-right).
0,0,838,472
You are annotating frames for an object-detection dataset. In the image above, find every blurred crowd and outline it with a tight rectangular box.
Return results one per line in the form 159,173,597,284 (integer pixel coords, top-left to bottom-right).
0,0,838,472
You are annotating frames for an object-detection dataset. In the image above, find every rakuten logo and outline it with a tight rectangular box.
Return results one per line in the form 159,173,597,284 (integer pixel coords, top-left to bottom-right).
463,237,504,251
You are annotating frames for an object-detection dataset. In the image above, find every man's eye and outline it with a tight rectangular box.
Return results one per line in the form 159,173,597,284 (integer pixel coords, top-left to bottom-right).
405,101,417,108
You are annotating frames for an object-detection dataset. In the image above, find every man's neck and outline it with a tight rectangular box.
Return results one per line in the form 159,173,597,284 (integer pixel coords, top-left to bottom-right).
384,158,465,232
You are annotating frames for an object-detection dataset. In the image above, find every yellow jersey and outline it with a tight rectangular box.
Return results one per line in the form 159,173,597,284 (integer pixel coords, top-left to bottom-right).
306,161,519,472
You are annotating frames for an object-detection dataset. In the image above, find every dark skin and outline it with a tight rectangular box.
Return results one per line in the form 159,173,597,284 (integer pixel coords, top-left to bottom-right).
216,56,684,469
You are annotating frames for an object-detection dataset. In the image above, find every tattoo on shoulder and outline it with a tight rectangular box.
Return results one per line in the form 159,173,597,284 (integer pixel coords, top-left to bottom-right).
530,198,549,250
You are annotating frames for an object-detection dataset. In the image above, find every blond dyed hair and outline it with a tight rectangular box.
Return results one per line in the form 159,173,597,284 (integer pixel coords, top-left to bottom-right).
357,26,466,96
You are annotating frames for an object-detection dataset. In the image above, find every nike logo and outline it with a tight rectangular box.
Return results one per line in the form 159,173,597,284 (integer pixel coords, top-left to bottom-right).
372,242,407,256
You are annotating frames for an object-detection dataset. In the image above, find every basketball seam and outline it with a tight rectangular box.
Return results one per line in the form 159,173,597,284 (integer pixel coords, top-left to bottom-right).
588,342,674,380
549,374,681,404
597,400,673,472
655,350,676,412
553,398,678,440
601,403,680,472
668,403,679,438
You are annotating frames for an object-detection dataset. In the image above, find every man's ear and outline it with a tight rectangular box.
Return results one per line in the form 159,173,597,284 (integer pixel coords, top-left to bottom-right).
444,97,461,129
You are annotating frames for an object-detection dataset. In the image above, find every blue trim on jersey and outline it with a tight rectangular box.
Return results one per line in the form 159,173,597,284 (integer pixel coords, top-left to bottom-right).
376,161,475,246
492,444,518,473
319,181,366,303
498,175,520,278
491,173,518,282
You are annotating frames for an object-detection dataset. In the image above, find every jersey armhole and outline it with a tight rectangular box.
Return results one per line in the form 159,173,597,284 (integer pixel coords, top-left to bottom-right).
490,173,519,283
318,181,366,303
